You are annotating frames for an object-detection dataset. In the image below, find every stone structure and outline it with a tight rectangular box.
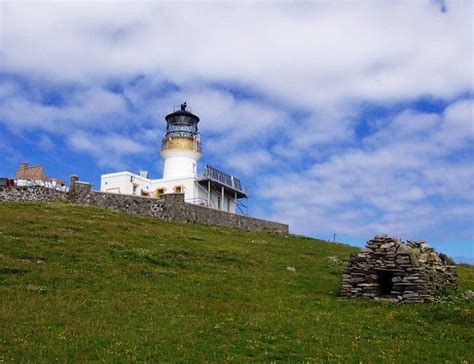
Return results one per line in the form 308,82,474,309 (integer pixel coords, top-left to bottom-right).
341,235,458,303
0,186,68,202
70,176,93,194
16,162,65,185
0,186,288,234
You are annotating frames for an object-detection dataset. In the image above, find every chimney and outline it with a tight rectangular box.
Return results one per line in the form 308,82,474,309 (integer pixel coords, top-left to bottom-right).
16,162,29,180
70,175,79,193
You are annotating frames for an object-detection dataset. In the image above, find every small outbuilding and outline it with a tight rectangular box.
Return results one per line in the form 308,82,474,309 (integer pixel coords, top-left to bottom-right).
341,235,458,303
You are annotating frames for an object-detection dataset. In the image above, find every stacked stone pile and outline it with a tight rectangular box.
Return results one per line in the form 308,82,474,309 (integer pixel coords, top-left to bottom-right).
341,235,458,304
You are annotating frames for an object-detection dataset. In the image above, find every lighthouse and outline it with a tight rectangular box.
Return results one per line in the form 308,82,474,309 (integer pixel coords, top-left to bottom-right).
100,103,248,214
161,103,201,179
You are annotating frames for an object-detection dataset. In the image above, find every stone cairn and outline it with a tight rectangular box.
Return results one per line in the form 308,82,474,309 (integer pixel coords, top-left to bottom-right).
341,235,458,304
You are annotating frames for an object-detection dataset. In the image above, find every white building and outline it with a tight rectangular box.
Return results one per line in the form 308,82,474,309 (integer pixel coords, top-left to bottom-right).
100,103,247,214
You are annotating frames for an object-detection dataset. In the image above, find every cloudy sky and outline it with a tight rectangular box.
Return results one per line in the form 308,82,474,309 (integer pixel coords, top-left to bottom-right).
0,1,473,262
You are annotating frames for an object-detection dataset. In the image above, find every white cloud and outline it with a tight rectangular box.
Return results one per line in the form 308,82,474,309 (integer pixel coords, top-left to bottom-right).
0,86,129,132
226,149,274,176
1,2,471,109
68,132,148,169
0,1,472,253
261,100,474,242
438,98,474,147
38,134,54,151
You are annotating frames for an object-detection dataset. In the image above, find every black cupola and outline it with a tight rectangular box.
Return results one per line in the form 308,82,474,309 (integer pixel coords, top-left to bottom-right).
164,102,200,139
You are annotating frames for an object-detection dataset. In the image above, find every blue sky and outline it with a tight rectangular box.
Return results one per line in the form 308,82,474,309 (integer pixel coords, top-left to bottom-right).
0,1,473,263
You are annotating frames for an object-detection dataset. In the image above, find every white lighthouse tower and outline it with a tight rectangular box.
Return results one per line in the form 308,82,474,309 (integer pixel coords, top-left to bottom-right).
100,103,248,214
161,102,201,179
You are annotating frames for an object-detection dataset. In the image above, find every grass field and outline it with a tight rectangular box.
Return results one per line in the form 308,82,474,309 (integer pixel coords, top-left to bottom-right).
0,202,473,362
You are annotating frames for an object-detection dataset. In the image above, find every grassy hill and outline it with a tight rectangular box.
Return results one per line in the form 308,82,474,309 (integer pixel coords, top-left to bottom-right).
0,202,472,362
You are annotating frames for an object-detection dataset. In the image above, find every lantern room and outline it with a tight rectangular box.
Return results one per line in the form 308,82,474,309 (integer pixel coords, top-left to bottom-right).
164,102,200,139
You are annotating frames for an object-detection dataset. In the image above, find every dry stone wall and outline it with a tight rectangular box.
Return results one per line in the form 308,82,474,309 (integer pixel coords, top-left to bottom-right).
0,186,288,234
0,186,67,202
70,189,288,234
341,235,458,303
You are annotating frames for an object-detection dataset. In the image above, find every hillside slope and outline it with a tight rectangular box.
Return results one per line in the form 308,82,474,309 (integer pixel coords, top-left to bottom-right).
0,202,473,362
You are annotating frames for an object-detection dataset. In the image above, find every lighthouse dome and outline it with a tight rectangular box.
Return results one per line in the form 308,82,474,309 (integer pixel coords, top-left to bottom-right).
164,102,200,139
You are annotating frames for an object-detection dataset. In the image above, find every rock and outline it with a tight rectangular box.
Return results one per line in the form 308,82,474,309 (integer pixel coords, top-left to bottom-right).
439,253,456,266
464,290,473,299
286,266,296,273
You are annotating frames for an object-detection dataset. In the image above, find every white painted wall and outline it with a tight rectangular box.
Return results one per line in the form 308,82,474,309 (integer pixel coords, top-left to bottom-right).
150,177,198,200
161,150,200,180
101,172,238,213
101,173,198,201
101,172,152,196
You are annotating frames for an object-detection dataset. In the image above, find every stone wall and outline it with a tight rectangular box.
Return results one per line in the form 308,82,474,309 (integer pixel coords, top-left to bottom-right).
0,186,68,202
341,235,458,304
0,186,288,234
70,189,288,234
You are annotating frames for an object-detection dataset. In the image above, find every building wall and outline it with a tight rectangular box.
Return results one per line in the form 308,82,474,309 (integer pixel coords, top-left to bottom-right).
0,186,288,234
151,177,197,199
16,163,48,181
101,172,153,196
101,173,238,213
161,151,200,180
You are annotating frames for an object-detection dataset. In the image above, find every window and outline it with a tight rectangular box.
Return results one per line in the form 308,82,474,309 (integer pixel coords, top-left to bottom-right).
227,198,231,212
173,185,183,193
154,187,166,197
217,196,221,209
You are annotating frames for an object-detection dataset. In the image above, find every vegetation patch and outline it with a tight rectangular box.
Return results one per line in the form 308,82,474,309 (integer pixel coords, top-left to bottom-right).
0,266,30,275
0,201,472,362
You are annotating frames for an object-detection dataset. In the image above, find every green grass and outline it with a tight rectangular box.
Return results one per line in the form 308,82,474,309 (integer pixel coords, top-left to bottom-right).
0,202,472,363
